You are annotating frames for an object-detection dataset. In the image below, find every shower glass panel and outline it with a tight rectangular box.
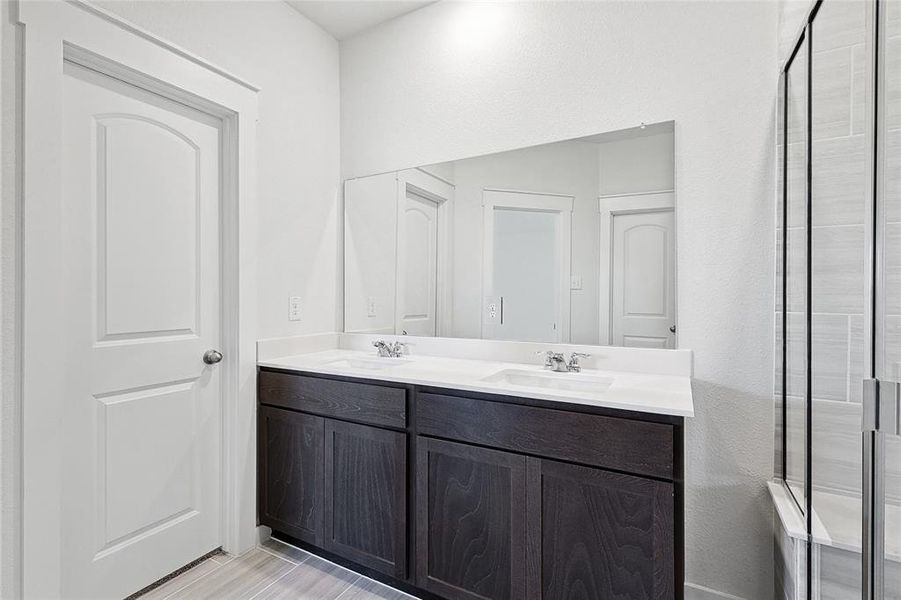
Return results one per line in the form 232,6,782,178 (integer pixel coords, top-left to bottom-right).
810,0,872,595
877,0,901,590
778,1,901,597
785,34,809,513
776,71,785,483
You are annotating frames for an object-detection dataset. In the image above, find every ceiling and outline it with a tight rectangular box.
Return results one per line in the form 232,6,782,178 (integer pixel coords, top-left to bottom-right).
285,1,435,40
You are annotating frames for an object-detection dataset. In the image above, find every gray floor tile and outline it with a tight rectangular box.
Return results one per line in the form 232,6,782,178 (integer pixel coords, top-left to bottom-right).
337,577,418,600
260,538,313,565
166,549,295,600
251,554,360,600
209,553,235,565
137,559,222,600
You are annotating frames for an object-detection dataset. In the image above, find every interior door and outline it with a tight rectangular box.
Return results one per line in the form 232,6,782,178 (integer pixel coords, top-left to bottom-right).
59,60,222,598
611,209,675,348
397,191,439,336
487,206,559,343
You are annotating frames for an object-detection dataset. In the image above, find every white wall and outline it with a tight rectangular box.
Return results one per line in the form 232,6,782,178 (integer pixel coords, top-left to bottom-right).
779,0,814,62
599,131,675,196
0,2,339,597
340,2,778,598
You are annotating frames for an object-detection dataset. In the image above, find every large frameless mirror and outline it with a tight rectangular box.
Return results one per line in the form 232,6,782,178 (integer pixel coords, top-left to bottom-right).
343,121,676,347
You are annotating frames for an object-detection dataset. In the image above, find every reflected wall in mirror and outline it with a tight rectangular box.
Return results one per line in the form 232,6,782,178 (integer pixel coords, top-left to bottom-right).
344,121,676,347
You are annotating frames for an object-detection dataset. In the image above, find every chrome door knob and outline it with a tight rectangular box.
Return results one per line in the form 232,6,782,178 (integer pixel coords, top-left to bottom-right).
203,349,223,365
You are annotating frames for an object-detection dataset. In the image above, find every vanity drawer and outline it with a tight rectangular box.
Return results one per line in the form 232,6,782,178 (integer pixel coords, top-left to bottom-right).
416,392,674,480
258,370,406,429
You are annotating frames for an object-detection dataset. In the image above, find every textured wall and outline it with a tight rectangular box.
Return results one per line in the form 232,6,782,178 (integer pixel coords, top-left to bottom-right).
779,0,814,61
340,2,778,598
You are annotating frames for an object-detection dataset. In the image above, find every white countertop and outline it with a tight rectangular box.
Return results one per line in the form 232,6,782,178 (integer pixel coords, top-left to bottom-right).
258,349,694,418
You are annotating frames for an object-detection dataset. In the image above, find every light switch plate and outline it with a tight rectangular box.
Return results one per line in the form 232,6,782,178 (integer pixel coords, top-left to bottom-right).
288,296,302,321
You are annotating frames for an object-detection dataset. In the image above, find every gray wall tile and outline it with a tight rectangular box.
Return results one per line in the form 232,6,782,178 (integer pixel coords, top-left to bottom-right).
812,47,853,140
812,224,865,314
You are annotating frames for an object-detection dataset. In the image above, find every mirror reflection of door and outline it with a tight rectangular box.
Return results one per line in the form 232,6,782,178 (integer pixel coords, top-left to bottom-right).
611,209,675,348
397,190,439,336
482,189,573,343
491,207,558,342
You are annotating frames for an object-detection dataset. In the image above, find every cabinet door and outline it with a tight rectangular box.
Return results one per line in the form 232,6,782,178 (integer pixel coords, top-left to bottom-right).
323,419,407,579
527,459,675,600
416,437,527,600
258,405,324,545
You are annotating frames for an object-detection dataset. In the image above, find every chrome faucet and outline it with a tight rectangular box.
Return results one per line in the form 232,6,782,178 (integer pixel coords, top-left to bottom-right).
567,352,591,373
543,351,568,372
541,350,591,373
373,340,407,358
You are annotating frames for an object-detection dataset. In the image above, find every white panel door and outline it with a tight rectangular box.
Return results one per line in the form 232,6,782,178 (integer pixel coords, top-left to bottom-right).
488,208,559,342
611,209,675,348
59,61,222,599
397,192,439,336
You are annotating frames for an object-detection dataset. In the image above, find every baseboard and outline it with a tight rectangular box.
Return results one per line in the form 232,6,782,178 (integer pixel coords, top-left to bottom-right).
685,582,748,600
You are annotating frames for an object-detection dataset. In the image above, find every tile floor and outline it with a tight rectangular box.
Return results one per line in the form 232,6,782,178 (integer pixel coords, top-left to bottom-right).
136,538,417,600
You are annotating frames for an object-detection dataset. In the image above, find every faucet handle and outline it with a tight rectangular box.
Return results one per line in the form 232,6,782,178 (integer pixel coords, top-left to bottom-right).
568,352,590,371
537,350,564,368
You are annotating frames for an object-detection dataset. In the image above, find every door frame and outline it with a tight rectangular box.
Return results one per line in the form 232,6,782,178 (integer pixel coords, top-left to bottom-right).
395,168,454,337
14,2,260,596
481,188,573,343
598,190,676,346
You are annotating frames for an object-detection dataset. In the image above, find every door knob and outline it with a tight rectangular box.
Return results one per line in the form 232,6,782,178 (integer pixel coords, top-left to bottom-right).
203,349,223,365
669,325,676,333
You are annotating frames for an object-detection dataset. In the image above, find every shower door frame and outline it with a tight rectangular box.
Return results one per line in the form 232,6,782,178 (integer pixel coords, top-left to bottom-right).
777,0,891,598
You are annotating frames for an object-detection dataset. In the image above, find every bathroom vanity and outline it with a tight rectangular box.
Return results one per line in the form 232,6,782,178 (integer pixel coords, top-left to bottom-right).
256,341,691,600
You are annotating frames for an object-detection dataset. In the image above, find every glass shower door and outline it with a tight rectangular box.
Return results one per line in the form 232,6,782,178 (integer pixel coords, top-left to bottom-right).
872,0,901,595
780,1,900,597
809,0,873,597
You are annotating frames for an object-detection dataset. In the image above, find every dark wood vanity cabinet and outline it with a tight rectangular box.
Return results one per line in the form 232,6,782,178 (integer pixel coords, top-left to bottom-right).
415,438,675,600
323,419,407,579
258,368,683,600
257,405,324,545
528,459,675,600
416,438,528,600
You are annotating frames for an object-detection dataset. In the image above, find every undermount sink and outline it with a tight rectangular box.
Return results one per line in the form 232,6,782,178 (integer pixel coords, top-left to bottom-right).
322,356,412,371
481,369,614,394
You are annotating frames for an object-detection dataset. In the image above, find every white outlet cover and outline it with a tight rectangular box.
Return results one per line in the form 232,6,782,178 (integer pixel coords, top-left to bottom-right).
484,296,501,324
570,275,583,290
